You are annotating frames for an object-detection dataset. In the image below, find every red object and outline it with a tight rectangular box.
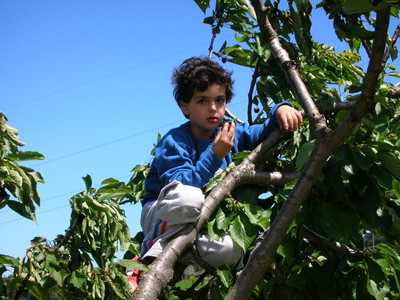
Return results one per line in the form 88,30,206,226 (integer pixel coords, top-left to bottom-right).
127,257,142,291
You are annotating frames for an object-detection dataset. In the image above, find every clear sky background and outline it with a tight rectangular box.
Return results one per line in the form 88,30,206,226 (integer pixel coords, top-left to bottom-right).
0,1,397,259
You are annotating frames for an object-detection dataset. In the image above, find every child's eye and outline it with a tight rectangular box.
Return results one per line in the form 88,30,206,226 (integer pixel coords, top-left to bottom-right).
197,99,206,104
216,98,226,103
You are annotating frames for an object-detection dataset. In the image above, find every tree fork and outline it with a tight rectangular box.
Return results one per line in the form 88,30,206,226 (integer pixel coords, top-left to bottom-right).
250,0,325,133
227,6,391,300
132,129,295,299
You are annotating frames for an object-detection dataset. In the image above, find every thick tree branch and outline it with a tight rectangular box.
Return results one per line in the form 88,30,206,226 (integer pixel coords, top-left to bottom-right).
133,130,287,299
227,6,391,300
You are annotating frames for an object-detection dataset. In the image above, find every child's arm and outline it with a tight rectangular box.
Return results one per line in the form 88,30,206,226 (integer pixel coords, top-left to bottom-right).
276,105,303,131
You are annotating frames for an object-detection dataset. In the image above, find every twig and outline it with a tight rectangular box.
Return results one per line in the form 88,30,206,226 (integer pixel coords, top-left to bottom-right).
303,230,361,255
382,24,400,68
225,108,244,124
247,62,260,124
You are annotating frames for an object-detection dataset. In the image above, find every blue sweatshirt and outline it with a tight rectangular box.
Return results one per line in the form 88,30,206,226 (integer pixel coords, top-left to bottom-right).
142,103,289,205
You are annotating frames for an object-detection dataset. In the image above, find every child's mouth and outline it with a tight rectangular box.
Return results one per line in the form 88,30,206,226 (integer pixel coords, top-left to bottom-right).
207,117,219,123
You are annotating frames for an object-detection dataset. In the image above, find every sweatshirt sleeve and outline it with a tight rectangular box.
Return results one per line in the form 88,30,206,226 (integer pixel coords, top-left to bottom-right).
234,101,293,151
152,133,222,188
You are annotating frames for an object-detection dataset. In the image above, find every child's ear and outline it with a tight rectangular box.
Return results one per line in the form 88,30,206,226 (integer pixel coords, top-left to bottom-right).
179,101,189,116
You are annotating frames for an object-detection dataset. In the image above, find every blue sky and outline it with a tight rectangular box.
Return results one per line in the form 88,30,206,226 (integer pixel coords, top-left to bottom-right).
0,0,255,258
0,1,397,260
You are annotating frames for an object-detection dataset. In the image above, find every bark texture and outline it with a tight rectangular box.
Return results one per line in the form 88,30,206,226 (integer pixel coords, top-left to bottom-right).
227,2,390,299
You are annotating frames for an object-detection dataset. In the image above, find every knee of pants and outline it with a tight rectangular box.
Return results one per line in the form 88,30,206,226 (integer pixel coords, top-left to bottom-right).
195,234,243,269
156,183,204,224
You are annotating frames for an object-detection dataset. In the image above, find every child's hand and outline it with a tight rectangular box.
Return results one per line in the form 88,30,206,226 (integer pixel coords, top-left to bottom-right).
276,105,303,131
213,122,235,160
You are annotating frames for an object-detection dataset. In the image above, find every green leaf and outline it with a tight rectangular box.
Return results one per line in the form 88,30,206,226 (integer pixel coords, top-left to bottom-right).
70,271,86,289
208,218,225,241
7,200,36,222
342,0,388,14
296,141,315,169
243,203,271,230
203,16,214,25
49,270,63,286
365,259,390,299
229,213,258,252
378,152,400,181
320,202,354,242
98,191,131,201
376,244,400,264
215,207,230,231
0,254,19,266
388,71,400,78
7,151,45,161
116,259,150,272
82,174,92,192
232,150,250,162
194,0,210,13
363,141,400,152
216,267,233,288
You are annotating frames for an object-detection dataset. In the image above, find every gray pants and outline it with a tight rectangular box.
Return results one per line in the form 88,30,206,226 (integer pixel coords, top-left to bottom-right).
140,180,243,269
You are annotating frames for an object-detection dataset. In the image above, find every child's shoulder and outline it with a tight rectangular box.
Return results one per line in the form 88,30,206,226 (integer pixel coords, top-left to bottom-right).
158,122,194,148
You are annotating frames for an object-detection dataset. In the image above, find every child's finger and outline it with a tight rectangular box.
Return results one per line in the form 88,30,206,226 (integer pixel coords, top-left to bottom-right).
215,126,222,141
278,114,289,130
228,122,236,141
289,111,303,130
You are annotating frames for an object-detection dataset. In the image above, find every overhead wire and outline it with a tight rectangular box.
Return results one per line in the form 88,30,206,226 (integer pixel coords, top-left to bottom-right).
0,99,247,225
1,42,210,111
0,38,245,226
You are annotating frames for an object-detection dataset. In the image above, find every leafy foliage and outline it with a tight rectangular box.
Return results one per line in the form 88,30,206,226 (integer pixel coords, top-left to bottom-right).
0,112,45,222
0,172,149,299
2,0,400,299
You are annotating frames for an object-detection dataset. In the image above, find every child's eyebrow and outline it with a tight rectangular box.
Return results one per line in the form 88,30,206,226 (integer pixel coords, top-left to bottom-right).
193,92,226,99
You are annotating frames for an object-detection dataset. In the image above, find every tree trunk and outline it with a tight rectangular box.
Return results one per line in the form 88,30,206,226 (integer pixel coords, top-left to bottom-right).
227,3,390,299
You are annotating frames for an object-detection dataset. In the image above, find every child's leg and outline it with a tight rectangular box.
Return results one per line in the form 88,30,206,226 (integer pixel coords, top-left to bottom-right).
194,233,244,270
140,181,204,259
140,181,243,271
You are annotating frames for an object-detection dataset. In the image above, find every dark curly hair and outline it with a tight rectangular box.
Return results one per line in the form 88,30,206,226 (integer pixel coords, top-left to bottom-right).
172,57,234,109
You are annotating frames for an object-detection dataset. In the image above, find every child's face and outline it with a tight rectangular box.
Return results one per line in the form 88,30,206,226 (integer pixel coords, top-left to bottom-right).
180,83,226,139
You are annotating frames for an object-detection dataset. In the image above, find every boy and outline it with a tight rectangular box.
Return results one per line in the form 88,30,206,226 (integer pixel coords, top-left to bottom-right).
129,57,303,289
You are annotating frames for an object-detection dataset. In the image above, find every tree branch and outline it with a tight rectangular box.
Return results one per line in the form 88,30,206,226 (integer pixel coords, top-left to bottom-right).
387,84,400,98
247,62,260,124
303,230,361,256
225,108,244,124
382,24,400,68
227,6,391,300
132,129,286,299
249,0,326,134
240,169,299,186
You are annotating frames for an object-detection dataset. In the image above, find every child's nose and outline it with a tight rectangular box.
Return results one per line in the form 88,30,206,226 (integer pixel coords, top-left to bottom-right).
209,101,217,111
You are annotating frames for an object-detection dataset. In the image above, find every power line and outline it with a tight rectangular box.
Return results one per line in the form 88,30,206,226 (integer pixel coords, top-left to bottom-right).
0,100,247,225
30,119,184,167
1,42,209,111
0,175,132,224
0,204,70,226
0,100,247,226
26,100,247,168
0,189,82,216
